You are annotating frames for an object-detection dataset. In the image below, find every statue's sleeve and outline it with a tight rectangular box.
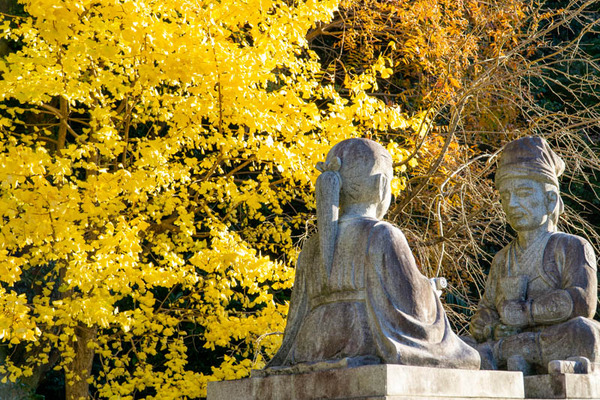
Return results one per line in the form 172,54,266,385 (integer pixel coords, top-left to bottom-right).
532,234,598,324
365,222,480,369
266,236,316,367
470,253,502,342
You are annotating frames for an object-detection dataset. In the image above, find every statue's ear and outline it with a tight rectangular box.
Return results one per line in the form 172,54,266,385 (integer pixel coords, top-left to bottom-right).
546,190,558,213
375,174,392,219
377,174,388,202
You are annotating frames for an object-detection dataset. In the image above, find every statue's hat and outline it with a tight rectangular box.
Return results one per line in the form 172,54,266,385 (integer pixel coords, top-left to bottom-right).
496,136,565,187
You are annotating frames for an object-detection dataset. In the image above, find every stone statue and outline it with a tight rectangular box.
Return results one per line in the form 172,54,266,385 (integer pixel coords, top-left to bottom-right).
265,138,480,373
470,136,600,374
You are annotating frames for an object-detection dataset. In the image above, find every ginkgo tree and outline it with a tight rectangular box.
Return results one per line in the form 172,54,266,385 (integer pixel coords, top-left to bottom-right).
0,0,422,398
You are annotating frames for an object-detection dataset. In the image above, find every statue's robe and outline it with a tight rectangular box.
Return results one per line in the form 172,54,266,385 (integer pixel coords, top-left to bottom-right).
471,231,600,369
268,217,480,370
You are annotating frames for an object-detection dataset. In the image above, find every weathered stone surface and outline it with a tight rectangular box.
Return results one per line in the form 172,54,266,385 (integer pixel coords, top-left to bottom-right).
525,373,600,399
548,357,600,375
469,136,600,374
266,138,479,373
208,364,525,400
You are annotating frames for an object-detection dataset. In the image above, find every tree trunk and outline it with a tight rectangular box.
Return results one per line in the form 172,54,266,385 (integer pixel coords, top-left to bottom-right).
66,325,97,400
0,0,17,57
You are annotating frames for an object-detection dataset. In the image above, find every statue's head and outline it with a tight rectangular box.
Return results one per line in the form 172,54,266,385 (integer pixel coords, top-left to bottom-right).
315,138,394,273
495,136,565,232
325,138,394,218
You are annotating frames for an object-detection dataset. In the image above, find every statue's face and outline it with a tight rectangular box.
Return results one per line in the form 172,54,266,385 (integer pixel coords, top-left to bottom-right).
498,178,550,232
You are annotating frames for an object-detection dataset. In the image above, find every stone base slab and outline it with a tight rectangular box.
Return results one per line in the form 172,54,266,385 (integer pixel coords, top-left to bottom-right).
207,364,524,400
525,374,600,399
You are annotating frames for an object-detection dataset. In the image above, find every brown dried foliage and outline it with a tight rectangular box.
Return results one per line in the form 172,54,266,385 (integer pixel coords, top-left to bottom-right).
309,0,600,332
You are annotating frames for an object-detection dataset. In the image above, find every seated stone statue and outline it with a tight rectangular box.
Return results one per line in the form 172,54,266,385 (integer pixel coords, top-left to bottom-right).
470,136,600,374
266,138,480,372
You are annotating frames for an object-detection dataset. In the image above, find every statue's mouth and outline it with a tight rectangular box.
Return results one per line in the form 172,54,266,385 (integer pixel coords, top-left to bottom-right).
507,211,526,219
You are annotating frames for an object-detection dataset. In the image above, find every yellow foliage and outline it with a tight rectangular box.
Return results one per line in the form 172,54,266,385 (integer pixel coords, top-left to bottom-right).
0,0,419,397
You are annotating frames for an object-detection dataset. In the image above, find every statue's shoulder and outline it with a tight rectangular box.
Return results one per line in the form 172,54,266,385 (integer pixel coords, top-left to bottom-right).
546,232,596,269
492,242,512,265
370,220,407,240
298,232,320,259
303,232,320,247
366,220,412,256
547,232,592,249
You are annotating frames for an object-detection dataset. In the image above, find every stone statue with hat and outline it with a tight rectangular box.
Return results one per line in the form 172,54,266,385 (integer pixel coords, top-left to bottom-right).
470,136,600,375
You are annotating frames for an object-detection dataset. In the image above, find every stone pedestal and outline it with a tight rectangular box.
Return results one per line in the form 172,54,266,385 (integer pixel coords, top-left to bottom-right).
207,364,524,400
525,374,600,399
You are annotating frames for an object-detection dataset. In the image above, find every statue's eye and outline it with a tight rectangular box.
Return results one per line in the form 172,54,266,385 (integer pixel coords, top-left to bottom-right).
516,188,534,197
